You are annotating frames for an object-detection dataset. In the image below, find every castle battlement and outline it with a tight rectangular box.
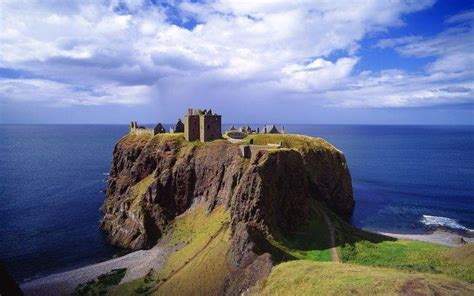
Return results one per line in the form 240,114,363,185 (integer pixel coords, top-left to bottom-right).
184,108,222,142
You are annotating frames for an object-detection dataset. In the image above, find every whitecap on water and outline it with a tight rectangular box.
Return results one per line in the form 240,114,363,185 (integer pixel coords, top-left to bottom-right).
420,215,473,233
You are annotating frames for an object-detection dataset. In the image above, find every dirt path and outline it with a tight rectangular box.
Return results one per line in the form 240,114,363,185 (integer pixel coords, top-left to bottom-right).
316,208,341,263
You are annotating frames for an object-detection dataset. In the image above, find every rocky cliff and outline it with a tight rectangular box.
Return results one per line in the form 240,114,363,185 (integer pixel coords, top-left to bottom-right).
102,133,353,249
101,132,354,294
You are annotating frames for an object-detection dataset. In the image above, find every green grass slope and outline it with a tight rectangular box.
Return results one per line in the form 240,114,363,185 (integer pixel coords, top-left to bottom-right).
267,202,332,262
326,207,474,283
256,260,474,296
109,204,231,296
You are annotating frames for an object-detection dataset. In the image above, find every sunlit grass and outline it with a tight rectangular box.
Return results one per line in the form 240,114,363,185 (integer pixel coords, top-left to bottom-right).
110,205,231,295
245,134,339,154
256,261,473,296
323,205,474,283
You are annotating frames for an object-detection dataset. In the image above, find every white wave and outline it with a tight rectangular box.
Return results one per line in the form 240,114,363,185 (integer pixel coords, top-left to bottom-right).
102,173,109,176
420,215,473,232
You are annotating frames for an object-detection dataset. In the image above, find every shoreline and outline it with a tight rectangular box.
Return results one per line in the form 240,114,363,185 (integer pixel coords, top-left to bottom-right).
376,229,474,247
19,230,472,295
20,244,173,296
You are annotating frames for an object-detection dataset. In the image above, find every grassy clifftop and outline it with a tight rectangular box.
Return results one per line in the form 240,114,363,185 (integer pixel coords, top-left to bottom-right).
245,133,341,154
122,133,340,154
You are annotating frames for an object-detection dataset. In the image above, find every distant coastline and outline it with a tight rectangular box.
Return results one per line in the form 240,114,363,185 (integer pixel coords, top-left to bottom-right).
378,229,473,247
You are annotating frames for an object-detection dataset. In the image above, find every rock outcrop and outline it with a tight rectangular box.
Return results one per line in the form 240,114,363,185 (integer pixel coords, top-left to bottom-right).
0,261,24,296
101,133,354,293
102,133,353,250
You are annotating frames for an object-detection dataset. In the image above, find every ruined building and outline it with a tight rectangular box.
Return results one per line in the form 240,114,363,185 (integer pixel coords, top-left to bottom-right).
169,119,185,133
154,123,165,134
261,124,279,134
129,121,152,135
175,119,184,133
184,108,222,142
129,121,164,136
128,108,221,142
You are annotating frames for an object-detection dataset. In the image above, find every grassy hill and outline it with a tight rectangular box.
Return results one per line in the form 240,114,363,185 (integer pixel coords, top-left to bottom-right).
101,202,473,295
327,206,474,283
256,261,473,296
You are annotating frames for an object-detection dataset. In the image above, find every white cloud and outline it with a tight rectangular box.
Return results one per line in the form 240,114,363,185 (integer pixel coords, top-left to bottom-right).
3,0,471,109
280,57,359,91
322,70,473,108
0,78,151,106
377,9,474,74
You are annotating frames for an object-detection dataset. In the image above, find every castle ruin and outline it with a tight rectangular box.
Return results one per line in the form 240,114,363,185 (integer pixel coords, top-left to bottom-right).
128,108,285,154
129,119,182,136
184,108,222,142
129,121,154,135
128,108,221,143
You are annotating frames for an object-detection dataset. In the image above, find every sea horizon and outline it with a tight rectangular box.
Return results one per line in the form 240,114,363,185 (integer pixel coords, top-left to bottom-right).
1,124,473,282
1,123,473,126
2,1,473,294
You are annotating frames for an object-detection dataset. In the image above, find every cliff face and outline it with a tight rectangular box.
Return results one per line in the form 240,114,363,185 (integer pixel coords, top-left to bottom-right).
101,133,354,294
101,133,354,250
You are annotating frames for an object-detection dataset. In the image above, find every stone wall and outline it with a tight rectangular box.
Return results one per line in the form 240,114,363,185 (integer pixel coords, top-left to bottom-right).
200,115,222,142
184,114,200,141
129,128,154,136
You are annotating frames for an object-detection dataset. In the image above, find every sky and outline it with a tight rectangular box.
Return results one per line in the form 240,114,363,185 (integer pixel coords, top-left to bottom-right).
0,0,473,124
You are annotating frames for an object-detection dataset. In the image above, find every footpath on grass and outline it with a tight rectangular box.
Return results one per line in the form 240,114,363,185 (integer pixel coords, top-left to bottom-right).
316,208,341,263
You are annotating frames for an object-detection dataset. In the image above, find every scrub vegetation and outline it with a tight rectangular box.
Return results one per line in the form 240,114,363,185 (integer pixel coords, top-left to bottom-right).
73,268,127,296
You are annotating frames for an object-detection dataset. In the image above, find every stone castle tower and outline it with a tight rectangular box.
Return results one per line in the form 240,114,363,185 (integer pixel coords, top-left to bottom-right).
184,108,221,142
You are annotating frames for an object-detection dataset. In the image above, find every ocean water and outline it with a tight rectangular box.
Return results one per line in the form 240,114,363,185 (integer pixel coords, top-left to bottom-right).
0,124,473,282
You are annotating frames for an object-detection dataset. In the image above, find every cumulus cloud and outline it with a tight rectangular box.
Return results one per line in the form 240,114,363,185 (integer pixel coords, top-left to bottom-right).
3,0,471,110
280,57,359,91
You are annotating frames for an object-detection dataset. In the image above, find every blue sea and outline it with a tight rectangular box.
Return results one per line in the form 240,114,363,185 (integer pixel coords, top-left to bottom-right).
1,124,473,282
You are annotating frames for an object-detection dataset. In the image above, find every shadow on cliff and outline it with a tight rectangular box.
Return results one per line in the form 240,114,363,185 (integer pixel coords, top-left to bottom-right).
264,201,396,264
0,261,24,296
